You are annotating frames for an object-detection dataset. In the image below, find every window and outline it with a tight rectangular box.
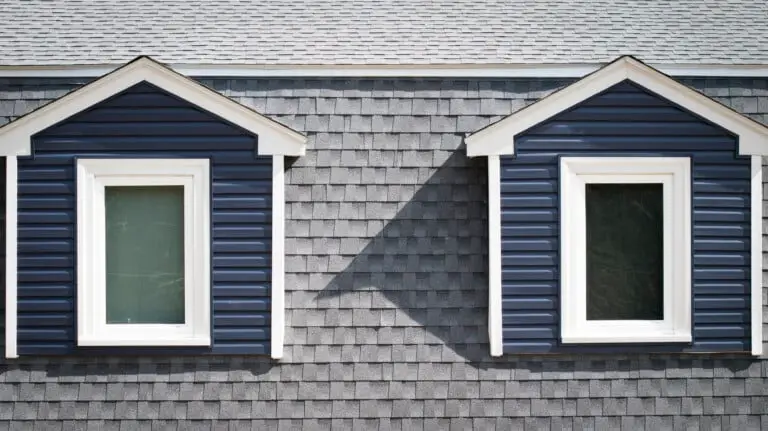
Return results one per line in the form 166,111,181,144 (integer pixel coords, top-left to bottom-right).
560,157,691,344
77,159,210,346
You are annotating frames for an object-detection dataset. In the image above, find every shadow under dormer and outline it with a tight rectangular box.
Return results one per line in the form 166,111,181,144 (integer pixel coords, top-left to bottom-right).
316,150,493,364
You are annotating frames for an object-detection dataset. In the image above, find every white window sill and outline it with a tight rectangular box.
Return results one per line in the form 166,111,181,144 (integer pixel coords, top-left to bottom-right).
562,332,692,344
78,336,211,347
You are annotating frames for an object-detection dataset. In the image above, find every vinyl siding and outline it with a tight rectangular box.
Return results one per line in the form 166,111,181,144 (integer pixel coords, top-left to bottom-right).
500,81,751,354
15,82,272,355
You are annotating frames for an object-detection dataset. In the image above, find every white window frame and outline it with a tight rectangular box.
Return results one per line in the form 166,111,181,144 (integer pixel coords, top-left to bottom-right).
560,157,692,344
76,158,210,346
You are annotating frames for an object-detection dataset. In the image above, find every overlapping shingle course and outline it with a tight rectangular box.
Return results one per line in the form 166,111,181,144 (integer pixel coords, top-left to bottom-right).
0,0,766,66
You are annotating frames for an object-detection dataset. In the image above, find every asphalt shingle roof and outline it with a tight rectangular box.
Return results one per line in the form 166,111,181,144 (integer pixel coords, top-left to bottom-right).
0,0,766,66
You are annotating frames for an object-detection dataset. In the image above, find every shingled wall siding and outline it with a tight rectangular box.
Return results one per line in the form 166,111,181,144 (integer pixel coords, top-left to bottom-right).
0,77,766,429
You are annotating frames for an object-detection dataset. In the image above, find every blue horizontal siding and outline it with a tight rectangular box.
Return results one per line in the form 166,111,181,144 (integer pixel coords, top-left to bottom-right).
16,82,272,356
500,80,751,354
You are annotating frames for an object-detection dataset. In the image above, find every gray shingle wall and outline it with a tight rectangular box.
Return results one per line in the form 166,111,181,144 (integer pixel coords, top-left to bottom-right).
0,77,767,429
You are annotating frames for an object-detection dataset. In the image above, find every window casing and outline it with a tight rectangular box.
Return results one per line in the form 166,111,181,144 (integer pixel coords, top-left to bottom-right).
76,159,210,346
560,157,691,344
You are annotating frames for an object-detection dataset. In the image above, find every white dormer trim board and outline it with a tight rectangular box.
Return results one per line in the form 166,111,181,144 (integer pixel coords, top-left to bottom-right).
466,56,768,157
0,57,307,157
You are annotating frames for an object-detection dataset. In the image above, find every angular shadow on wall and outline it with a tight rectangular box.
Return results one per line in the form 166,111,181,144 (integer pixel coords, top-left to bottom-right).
314,148,764,373
316,149,494,364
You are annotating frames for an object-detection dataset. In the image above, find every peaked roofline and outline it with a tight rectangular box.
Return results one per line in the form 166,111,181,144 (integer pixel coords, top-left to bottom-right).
465,56,768,157
0,56,307,157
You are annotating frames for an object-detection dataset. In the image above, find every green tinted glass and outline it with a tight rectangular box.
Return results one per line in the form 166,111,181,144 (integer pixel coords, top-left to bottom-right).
586,183,664,321
105,186,185,324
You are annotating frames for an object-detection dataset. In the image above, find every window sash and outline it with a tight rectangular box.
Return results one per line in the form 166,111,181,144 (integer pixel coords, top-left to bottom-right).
584,182,664,321
105,185,186,324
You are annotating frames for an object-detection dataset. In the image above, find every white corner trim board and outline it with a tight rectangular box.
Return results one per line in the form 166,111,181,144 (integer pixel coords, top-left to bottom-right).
487,155,503,357
465,56,768,157
751,156,764,356
271,156,286,360
76,158,211,346
5,156,17,358
560,157,692,344
0,62,766,79
0,57,307,157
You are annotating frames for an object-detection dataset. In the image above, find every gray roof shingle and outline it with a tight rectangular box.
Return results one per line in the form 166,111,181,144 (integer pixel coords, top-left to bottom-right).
0,0,766,66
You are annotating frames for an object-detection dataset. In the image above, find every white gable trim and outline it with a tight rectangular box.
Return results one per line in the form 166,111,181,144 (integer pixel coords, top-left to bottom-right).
466,56,768,157
0,57,307,157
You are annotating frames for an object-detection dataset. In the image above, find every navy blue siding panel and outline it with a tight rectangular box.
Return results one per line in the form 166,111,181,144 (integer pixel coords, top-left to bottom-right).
16,82,272,355
500,81,751,354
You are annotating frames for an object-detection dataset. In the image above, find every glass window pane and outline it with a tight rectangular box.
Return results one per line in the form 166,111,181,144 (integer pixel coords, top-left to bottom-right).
105,186,185,324
586,183,664,321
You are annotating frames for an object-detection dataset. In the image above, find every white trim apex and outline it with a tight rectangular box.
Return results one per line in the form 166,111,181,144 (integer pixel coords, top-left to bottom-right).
751,156,764,356
0,57,307,157
466,56,768,157
560,157,692,344
271,156,286,359
76,158,211,347
4,156,17,358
